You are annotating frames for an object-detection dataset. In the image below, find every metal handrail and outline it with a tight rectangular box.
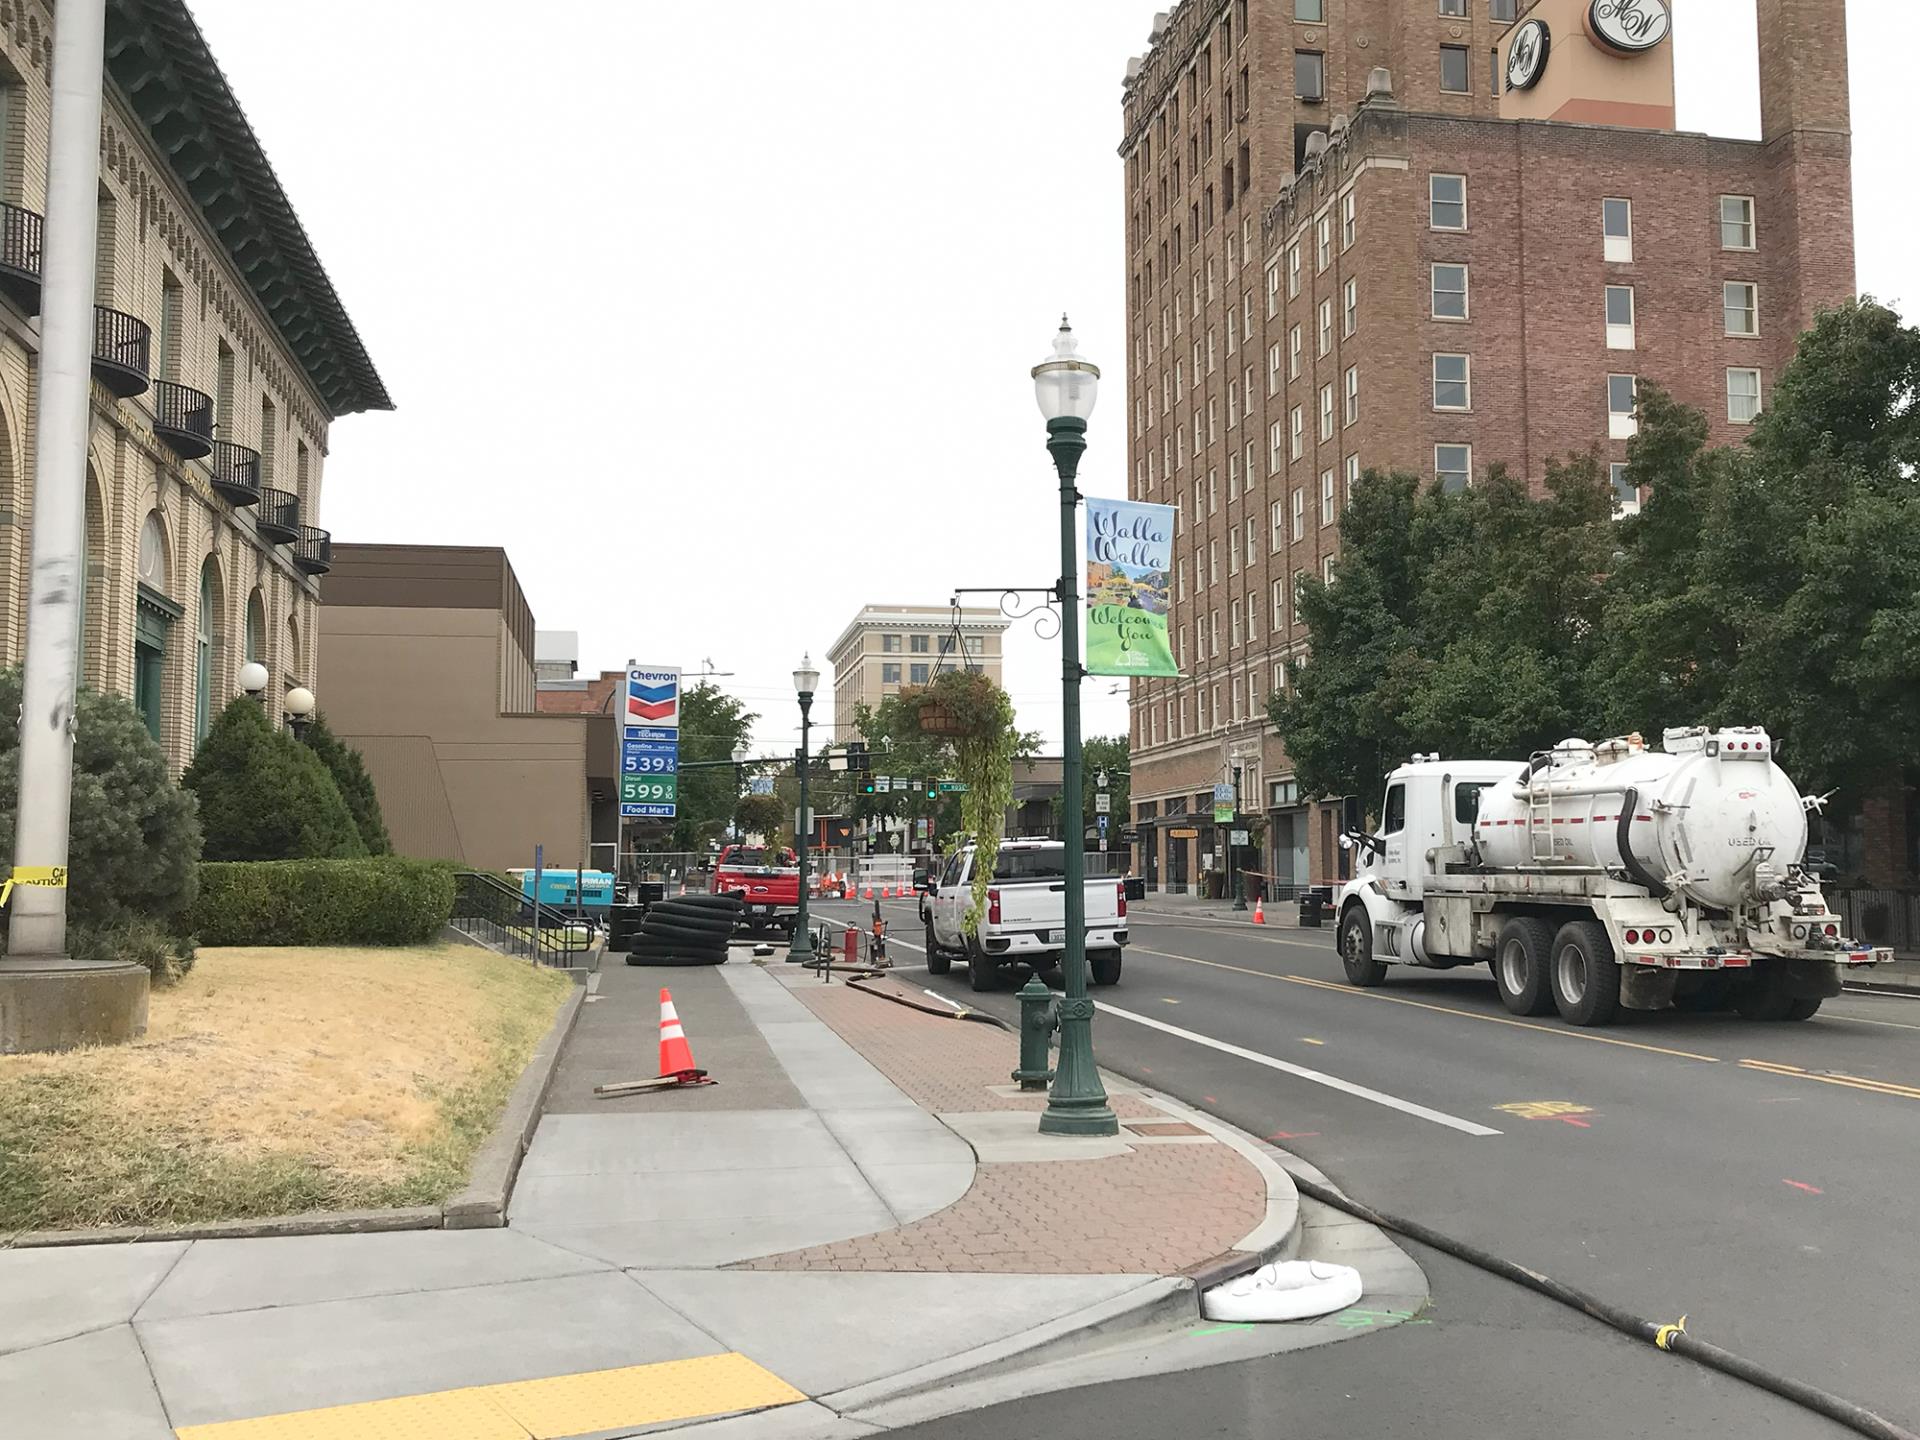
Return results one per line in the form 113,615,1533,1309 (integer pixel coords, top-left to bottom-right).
294,525,332,573
257,486,300,543
93,304,151,376
0,201,42,278
450,870,596,966
152,378,214,443
209,439,261,504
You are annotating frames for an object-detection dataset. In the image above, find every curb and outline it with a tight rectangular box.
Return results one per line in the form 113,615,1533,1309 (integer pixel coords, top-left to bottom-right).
1,984,586,1249
444,984,587,1229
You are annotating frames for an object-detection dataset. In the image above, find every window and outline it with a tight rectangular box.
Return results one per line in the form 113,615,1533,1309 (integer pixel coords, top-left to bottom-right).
1266,263,1281,316
1431,263,1468,321
1319,383,1334,440
1724,281,1758,336
1610,462,1640,516
1290,405,1304,459
1287,244,1301,298
1346,452,1360,499
1433,353,1471,410
1294,0,1322,19
910,663,930,684
1322,553,1337,584
1247,515,1258,561
1211,611,1222,655
1270,499,1285,552
1228,379,1240,430
881,633,901,652
1605,284,1635,349
1320,469,1336,526
1608,373,1638,438
1245,439,1257,487
1430,174,1467,230
1291,487,1305,541
1603,197,1632,262
1269,419,1285,472
1435,443,1472,492
882,662,902,684
1208,398,1219,442
1289,325,1302,379
1720,195,1756,250
1438,0,1466,13
1343,277,1358,336
259,395,277,483
194,563,215,746
158,270,184,382
215,339,235,436
1727,368,1762,424
910,633,930,653
1316,215,1331,271
1229,529,1239,577
1247,587,1260,640
1226,311,1237,356
1272,579,1286,629
1177,558,1187,600
1440,45,1470,92
1268,342,1283,394
1491,0,1517,18
1273,661,1287,692
1295,50,1325,102
1341,191,1356,249
1231,600,1243,647
1210,539,1219,583
1344,365,1359,424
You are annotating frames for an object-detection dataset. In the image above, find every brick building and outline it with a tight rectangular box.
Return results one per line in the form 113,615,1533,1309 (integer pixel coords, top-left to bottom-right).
0,1,387,774
1119,0,1857,894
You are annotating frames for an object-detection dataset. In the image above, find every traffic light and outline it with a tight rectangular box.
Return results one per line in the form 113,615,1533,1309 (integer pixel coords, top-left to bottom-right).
924,779,937,800
862,775,877,795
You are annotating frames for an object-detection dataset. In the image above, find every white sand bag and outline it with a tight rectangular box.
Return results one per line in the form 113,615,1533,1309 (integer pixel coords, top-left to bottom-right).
1202,1260,1364,1323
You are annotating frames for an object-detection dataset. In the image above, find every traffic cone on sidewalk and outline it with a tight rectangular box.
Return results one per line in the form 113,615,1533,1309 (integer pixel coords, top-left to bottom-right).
658,988,710,1085
1253,897,1266,925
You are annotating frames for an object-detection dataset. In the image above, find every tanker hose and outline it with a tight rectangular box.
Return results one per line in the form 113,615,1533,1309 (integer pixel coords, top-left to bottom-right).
1617,786,1669,898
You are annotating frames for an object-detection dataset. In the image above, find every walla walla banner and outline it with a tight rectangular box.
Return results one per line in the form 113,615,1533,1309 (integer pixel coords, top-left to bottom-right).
1085,497,1178,677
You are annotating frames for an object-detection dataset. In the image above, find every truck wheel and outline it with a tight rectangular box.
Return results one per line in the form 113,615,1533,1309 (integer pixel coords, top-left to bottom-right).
967,949,999,992
1550,920,1621,1026
924,920,951,975
1672,974,1734,1013
1090,950,1123,986
1338,907,1388,987
1493,917,1556,1017
1784,998,1823,1021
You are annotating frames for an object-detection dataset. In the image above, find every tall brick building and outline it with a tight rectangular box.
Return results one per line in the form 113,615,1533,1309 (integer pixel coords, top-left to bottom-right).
1119,0,1856,894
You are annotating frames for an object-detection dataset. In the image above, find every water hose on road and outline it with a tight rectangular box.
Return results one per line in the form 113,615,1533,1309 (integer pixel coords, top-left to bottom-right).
1282,1168,1917,1440
795,956,1011,1029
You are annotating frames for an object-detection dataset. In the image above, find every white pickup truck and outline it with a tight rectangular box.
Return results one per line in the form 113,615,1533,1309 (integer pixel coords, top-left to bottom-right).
922,839,1129,991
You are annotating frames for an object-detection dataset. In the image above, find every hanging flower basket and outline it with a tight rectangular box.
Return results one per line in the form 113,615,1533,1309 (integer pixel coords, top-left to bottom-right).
910,670,1009,742
918,701,969,738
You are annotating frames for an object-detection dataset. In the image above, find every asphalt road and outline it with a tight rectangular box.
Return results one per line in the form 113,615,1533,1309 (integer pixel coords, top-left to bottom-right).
814,895,1920,1436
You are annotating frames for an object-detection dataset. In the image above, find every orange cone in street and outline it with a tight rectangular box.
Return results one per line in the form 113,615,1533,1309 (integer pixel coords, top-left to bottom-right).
658,988,708,1084
863,885,874,900
1253,897,1266,925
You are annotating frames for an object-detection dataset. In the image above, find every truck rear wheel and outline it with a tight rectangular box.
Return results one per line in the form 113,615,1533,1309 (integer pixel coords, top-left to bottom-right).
1338,907,1388,987
1550,920,1621,1026
1090,950,1123,986
924,919,950,975
1493,917,1557,1016
1734,989,1822,1022
966,939,999,991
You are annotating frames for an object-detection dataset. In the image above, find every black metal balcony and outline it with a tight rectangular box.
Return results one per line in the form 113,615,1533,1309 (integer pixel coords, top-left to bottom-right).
257,487,299,545
208,439,261,506
151,379,214,460
0,202,42,314
294,525,332,575
92,305,150,398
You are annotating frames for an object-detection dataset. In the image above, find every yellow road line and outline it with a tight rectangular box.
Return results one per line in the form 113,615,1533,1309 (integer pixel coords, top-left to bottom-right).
173,1353,806,1440
1127,946,1722,1063
1738,1058,1920,1101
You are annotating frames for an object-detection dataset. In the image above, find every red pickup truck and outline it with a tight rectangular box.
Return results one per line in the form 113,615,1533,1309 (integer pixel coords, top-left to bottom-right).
711,845,801,934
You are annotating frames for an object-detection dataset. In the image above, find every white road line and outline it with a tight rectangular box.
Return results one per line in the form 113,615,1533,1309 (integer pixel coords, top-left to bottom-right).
1093,999,1504,1137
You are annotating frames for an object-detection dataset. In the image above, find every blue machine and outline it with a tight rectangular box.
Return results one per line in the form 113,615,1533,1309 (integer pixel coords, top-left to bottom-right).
509,868,615,914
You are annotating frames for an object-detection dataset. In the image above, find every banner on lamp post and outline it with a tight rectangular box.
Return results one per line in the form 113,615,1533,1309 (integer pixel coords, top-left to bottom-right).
1085,497,1178,678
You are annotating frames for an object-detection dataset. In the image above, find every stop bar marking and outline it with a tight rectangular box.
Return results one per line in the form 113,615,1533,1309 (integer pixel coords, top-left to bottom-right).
1093,1000,1503,1137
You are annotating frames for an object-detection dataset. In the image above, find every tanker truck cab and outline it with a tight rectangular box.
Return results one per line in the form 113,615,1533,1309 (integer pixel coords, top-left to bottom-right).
1335,730,1891,1028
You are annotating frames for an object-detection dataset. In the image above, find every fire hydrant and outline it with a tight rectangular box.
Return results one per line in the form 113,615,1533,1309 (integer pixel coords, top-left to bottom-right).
1012,974,1057,1091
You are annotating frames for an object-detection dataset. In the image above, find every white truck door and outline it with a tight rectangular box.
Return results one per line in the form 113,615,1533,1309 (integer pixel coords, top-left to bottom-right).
1380,781,1410,897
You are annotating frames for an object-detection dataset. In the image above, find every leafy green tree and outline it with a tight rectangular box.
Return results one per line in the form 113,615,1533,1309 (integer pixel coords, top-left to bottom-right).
665,683,757,851
1270,458,1616,802
1054,735,1130,843
183,698,365,861
0,670,201,937
735,792,786,843
301,712,390,855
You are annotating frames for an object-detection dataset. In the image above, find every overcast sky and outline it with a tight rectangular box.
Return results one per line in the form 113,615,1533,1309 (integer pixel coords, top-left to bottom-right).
183,0,1916,756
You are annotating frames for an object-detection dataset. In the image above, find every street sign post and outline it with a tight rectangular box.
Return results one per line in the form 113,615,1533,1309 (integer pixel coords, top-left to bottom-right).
937,780,969,794
621,666,681,820
1095,792,1112,814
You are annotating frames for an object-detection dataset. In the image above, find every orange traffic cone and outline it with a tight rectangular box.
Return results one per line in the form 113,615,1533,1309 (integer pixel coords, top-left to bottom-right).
658,988,710,1085
863,885,874,900
1252,897,1266,925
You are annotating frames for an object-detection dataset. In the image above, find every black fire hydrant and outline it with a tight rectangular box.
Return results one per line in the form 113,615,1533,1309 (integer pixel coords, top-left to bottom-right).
1012,974,1057,1091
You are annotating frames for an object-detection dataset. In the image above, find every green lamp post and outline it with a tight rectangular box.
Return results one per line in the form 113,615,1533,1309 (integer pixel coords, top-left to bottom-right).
1032,317,1119,1138
787,653,820,963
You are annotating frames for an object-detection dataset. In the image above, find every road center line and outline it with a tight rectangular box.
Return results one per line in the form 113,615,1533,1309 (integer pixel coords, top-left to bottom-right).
1093,999,1503,1137
1127,946,1723,1063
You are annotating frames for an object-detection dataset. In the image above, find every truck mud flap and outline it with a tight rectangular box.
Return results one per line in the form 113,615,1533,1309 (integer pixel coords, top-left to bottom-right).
1766,958,1844,1001
1620,965,1679,1011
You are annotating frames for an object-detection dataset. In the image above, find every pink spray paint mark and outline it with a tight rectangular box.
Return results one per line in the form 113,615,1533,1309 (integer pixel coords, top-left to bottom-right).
1782,1179,1823,1195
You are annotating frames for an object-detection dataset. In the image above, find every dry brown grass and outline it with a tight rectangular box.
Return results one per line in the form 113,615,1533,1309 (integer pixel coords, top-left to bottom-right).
0,945,570,1232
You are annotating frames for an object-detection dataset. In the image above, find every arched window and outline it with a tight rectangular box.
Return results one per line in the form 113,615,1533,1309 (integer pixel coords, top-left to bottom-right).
286,614,300,683
194,560,220,746
245,589,265,665
133,511,174,741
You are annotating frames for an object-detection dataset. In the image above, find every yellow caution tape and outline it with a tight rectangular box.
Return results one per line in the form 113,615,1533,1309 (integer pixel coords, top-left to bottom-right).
1653,1314,1689,1351
0,865,67,908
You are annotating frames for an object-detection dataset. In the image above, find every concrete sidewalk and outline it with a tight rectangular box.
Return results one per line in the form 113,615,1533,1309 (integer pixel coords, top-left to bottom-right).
0,955,1417,1440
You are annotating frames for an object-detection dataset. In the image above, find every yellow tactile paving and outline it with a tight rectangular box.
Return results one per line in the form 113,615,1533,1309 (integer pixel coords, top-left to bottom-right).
173,1352,807,1440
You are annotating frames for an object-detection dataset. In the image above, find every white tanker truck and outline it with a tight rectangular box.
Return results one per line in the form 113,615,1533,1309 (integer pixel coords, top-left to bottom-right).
1333,726,1891,1026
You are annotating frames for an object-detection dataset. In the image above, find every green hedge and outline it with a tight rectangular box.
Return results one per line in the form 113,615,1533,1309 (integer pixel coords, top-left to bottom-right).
187,858,457,947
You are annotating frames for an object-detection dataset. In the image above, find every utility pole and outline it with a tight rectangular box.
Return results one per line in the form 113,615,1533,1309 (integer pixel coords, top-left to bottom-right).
1,0,149,1053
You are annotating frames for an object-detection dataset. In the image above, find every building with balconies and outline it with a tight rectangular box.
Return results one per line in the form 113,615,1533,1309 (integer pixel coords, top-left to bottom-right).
0,0,388,771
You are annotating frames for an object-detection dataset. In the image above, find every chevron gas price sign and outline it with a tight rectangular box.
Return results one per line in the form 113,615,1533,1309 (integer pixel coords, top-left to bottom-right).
621,666,680,818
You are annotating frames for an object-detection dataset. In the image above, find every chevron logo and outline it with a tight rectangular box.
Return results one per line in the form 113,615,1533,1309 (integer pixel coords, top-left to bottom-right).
625,669,680,730
630,682,677,705
630,698,677,720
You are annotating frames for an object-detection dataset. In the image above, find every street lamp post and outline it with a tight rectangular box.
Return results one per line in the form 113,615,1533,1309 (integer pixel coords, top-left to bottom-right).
1230,764,1247,911
1032,317,1118,1138
239,661,270,708
286,686,316,743
787,654,820,963
731,743,751,842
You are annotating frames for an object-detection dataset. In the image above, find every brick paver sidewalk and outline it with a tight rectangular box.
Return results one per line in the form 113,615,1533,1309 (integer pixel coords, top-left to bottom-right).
736,972,1270,1276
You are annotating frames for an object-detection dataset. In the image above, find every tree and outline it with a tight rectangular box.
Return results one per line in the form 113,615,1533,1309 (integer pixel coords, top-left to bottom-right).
1055,735,1130,843
302,712,390,855
0,670,201,938
1270,458,1617,803
664,683,757,852
735,792,786,843
183,698,365,861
